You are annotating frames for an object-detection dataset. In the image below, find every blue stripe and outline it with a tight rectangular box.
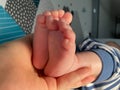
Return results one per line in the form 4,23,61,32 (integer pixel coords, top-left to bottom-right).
94,78,118,88
0,35,24,44
105,79,120,90
0,31,24,39
0,6,25,44
0,22,16,27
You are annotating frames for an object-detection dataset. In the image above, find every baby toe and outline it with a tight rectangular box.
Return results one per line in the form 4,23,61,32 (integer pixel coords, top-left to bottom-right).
46,16,58,30
62,12,73,24
50,10,59,20
37,14,46,24
43,11,51,16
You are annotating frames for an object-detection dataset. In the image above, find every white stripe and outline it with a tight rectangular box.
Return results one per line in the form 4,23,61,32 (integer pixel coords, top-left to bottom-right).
0,17,13,19
111,84,120,90
0,22,15,24
80,38,91,48
98,78,120,89
0,24,19,29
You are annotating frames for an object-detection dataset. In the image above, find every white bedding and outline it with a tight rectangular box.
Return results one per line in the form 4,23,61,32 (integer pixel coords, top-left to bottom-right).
96,39,120,44
0,0,7,8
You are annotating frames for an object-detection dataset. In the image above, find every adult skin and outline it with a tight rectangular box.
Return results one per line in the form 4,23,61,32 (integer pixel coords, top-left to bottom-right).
0,35,95,90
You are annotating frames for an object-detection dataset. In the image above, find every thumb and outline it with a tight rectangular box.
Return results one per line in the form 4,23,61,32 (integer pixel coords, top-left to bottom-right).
57,67,94,90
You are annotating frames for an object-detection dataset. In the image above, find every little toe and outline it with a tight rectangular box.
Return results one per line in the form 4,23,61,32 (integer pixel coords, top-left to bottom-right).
62,12,73,24
36,14,46,27
43,11,52,16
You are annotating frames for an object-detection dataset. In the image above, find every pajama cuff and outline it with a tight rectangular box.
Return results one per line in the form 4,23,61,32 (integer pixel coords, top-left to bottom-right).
91,49,114,83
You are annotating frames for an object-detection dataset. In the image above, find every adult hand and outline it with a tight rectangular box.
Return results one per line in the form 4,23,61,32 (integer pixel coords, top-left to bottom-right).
0,35,95,90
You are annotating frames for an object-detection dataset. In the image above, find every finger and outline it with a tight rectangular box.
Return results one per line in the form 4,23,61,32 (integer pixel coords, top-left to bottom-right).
81,75,95,85
72,75,95,88
43,77,57,90
57,67,93,90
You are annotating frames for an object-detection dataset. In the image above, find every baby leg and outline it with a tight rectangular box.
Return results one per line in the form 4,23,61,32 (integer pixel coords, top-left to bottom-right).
33,10,73,69
44,16,77,77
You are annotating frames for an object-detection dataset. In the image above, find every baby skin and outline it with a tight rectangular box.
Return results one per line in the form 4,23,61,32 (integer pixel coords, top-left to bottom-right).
33,10,102,78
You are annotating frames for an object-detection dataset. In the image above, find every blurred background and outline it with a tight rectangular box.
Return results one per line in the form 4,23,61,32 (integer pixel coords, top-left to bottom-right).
1,0,120,44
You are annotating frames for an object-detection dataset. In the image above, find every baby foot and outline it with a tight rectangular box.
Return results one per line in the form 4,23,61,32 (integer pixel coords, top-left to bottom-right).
44,16,77,77
33,13,49,69
33,10,73,69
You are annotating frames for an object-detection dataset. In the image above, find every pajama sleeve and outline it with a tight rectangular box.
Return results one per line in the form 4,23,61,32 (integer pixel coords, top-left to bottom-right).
79,38,120,89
